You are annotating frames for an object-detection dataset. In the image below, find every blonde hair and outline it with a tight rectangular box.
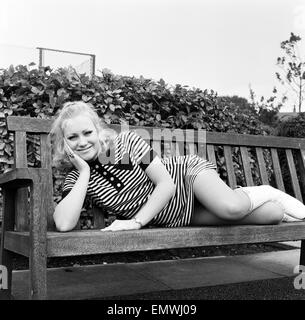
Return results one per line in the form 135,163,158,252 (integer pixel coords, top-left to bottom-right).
50,101,117,169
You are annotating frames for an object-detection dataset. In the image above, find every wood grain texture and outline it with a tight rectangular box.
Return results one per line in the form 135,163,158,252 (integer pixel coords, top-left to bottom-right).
29,173,48,299
5,222,305,257
223,146,237,188
271,148,285,192
240,147,254,186
14,131,29,231
207,145,217,165
255,148,269,185
286,149,303,202
92,206,106,229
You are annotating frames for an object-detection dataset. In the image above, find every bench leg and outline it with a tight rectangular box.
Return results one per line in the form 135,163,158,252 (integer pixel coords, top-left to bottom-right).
29,247,47,300
28,181,48,300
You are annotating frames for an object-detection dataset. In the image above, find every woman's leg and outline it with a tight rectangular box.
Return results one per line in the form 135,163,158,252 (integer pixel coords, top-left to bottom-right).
192,169,284,223
191,197,284,226
193,169,251,221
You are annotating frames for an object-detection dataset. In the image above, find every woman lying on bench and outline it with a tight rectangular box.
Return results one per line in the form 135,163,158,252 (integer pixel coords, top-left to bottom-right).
50,101,305,232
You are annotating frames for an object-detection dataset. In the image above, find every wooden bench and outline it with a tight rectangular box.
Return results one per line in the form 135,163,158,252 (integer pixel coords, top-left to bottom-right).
1,115,305,300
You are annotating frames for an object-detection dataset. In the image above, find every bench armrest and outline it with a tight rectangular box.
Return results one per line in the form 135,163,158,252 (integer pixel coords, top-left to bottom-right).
0,168,50,189
1,167,54,232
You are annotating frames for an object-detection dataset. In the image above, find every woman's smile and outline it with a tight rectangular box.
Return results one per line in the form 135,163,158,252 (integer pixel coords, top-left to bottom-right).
77,146,92,152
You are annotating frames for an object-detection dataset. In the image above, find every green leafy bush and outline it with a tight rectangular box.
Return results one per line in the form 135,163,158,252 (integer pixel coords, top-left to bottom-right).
277,113,305,138
276,114,305,196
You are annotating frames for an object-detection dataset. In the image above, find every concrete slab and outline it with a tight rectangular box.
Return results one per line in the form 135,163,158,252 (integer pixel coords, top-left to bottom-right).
12,264,171,300
127,256,284,290
231,249,300,277
11,249,300,300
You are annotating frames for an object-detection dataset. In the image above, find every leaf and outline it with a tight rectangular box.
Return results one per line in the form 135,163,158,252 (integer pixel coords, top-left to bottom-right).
57,88,67,96
4,109,13,115
31,86,42,94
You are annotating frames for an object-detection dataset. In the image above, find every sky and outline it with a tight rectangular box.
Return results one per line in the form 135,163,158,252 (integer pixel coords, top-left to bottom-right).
1,0,305,112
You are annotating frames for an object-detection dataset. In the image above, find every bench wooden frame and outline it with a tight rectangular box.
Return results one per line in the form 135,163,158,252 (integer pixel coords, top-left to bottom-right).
1,115,305,299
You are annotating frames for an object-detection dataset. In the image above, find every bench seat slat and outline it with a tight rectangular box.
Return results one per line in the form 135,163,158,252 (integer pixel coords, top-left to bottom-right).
5,223,305,257
286,149,303,202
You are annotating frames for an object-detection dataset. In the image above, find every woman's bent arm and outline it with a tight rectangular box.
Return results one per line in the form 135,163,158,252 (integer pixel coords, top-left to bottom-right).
53,168,90,232
101,156,176,231
133,179,176,226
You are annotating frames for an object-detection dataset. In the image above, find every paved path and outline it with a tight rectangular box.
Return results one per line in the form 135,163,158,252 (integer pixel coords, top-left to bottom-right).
11,248,305,300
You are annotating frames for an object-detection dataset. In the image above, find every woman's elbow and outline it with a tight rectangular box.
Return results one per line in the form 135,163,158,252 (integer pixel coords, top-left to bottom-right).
53,212,74,232
55,223,73,232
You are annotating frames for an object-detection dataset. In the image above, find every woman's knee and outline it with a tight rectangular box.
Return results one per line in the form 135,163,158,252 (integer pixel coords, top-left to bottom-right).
259,201,284,224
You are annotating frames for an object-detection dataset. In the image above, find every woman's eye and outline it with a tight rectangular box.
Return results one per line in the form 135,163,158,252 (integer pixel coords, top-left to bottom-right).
67,136,76,140
85,131,92,135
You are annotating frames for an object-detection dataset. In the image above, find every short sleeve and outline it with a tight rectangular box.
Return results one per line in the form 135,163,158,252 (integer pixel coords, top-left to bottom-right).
61,170,79,199
122,131,158,171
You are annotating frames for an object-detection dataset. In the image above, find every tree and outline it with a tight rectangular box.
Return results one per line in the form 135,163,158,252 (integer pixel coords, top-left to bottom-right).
248,85,284,127
276,33,305,112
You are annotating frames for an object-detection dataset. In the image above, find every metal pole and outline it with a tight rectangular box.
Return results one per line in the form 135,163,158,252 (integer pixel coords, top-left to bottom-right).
38,48,44,68
90,55,95,77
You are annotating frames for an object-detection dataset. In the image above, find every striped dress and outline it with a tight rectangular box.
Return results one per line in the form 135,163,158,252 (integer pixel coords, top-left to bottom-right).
62,131,217,227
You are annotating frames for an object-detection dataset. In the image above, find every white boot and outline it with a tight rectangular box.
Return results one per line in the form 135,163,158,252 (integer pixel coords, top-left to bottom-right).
239,185,305,221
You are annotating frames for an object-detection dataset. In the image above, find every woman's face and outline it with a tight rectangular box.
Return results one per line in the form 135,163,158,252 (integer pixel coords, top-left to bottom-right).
63,115,100,162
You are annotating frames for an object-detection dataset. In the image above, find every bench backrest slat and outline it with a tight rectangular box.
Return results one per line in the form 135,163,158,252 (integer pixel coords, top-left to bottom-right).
297,149,305,197
223,146,237,188
14,131,29,231
270,148,285,192
152,140,162,157
187,142,196,155
40,134,52,169
15,131,27,167
240,147,254,186
255,147,269,185
207,145,216,165
286,149,303,202
206,131,305,149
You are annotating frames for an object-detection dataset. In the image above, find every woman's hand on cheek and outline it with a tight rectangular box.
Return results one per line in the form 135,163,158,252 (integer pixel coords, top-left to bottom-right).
101,219,141,232
64,139,90,173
